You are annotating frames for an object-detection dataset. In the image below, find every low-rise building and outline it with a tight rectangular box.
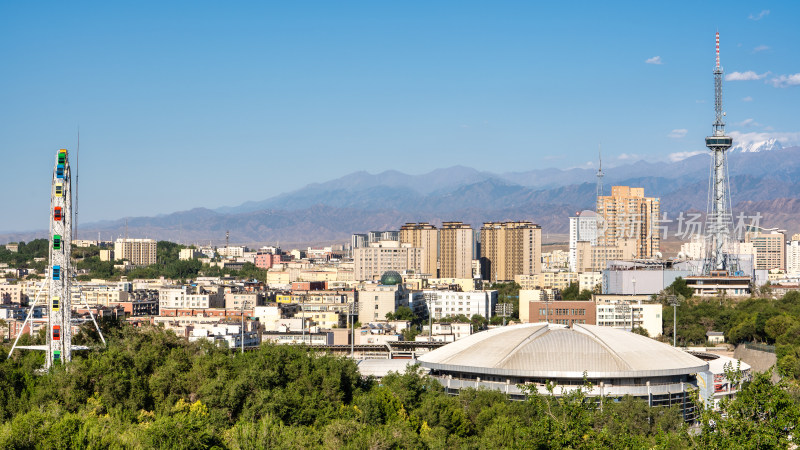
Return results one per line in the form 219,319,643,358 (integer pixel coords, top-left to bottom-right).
521,299,595,326
412,290,497,320
357,280,408,324
224,292,264,309
417,322,473,342
516,272,577,291
159,286,224,309
595,298,663,337
579,272,602,293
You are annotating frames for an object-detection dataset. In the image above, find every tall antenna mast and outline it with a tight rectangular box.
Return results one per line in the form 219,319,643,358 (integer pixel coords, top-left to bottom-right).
596,144,604,212
74,128,79,241
704,31,734,273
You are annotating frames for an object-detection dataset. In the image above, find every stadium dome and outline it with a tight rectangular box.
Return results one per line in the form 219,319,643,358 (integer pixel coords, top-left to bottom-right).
379,271,403,286
419,323,709,419
420,322,706,378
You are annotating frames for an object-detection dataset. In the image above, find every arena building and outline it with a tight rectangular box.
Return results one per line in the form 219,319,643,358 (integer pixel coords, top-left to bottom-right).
418,323,709,420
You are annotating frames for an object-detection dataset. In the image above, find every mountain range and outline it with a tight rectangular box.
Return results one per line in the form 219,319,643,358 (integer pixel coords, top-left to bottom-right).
3,146,800,246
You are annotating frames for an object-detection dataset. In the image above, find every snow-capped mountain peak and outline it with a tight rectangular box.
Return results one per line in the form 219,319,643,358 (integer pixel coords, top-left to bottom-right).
730,137,783,153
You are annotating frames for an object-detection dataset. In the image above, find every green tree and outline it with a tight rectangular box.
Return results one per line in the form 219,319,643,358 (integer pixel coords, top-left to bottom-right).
561,282,579,300
666,277,693,299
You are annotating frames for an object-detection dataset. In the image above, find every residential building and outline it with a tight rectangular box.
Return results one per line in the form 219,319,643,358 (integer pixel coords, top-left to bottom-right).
255,253,290,269
179,248,202,260
224,292,264,309
516,272,577,291
351,233,368,249
569,211,599,272
217,246,247,258
159,286,224,309
412,290,497,320
353,241,424,281
579,272,603,293
296,310,347,329
0,284,22,304
788,239,800,275
99,249,115,262
357,283,409,323
71,284,130,307
114,238,157,266
480,221,542,282
399,222,439,277
543,250,570,271
418,322,473,342
596,186,660,259
439,222,474,279
746,229,785,271
574,239,637,272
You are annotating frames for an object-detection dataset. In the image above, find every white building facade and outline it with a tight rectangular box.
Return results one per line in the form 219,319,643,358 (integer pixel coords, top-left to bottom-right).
415,290,498,320
569,213,598,272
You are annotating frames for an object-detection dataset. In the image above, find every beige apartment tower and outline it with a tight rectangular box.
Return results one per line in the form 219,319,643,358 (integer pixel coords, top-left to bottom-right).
114,238,157,266
480,221,541,282
596,186,660,259
399,222,439,277
353,241,424,281
438,222,474,279
746,230,785,271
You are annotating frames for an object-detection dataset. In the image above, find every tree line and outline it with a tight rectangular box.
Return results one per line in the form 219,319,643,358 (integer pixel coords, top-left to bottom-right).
1,320,798,448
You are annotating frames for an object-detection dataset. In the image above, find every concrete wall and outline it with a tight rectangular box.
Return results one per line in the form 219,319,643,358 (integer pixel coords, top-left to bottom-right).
733,344,780,383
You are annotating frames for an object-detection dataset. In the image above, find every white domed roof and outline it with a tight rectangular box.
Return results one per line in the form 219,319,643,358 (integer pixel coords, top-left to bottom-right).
418,323,707,378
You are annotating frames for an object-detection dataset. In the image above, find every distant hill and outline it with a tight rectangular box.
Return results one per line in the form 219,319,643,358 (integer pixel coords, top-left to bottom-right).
4,147,800,246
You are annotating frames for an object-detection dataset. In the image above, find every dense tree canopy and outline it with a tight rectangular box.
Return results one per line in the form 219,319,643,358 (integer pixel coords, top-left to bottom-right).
1,321,798,448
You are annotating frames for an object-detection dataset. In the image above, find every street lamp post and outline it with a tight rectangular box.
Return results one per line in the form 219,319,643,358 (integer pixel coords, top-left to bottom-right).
350,301,355,358
427,294,433,342
240,300,245,355
667,295,679,347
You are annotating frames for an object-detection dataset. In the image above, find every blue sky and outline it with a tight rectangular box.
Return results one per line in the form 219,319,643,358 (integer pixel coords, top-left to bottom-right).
1,1,799,232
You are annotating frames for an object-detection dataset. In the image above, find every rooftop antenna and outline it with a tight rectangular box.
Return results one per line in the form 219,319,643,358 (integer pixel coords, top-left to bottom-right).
596,144,604,212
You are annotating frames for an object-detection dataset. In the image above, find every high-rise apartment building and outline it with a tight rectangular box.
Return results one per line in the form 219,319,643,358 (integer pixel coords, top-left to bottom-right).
746,230,785,271
479,221,541,282
787,239,800,275
568,211,599,272
353,241,424,281
439,222,474,279
596,186,660,259
399,222,439,277
114,238,157,266
351,233,368,249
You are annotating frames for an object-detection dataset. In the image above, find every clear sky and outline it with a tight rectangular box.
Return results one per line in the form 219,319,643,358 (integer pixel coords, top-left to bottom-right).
1,1,798,232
